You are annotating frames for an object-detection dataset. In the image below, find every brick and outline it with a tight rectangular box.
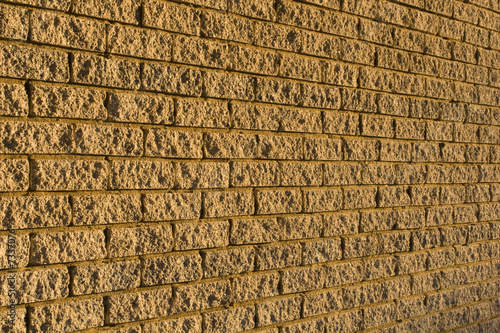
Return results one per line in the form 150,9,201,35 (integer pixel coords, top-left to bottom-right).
232,272,280,302
143,0,198,34
360,210,395,232
441,186,466,205
279,215,322,240
325,310,363,333
359,67,394,92
412,272,441,294
397,296,426,320
0,4,28,40
230,218,278,245
303,30,341,59
71,260,139,295
378,94,409,117
31,230,105,264
144,316,202,333
427,206,454,226
173,36,227,69
468,223,490,243
303,289,342,318
143,192,201,221
281,162,322,186
413,143,440,162
0,159,28,192
395,118,425,140
324,212,359,236
441,225,468,246
428,248,456,270
109,288,172,323
282,266,324,294
0,42,68,82
203,190,254,218
142,253,202,285
31,11,105,51
203,247,254,277
256,243,301,270
343,187,377,209
108,225,173,257
177,99,229,128
231,103,279,130
255,22,301,52
322,61,358,87
465,24,489,48
175,280,231,312
396,163,427,185
257,189,302,215
344,139,380,161
384,144,415,167
343,283,382,308
111,160,174,190
324,112,360,135
280,53,322,82
72,53,139,89
341,89,377,112
412,229,440,250
256,296,302,327
72,0,139,23
0,233,29,269
30,159,108,191
378,47,410,72
324,163,362,185
108,24,172,60
75,124,142,156
364,256,396,280
201,11,253,43
304,137,341,160
0,82,28,117
394,27,426,53
31,84,106,120
394,208,426,229
255,77,300,105
324,260,363,287
230,161,279,187
258,135,302,160
344,234,379,259
0,267,68,306
203,71,254,100
228,0,275,20
302,84,341,109
176,162,229,189
175,221,228,250
466,145,490,163
378,186,411,207
142,63,202,96
146,129,202,158
204,133,256,159
396,252,427,275
73,194,141,225
303,188,342,213
203,306,255,333
361,115,394,138
303,238,342,265
364,302,396,329
362,164,396,185
29,298,103,332
0,121,73,154
456,244,480,264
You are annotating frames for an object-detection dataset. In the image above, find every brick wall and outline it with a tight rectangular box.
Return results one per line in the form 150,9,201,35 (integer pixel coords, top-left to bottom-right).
0,0,500,332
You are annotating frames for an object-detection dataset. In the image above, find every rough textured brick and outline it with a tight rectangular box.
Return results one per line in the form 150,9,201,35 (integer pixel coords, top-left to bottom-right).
145,129,203,158
110,160,173,190
30,159,108,191
108,24,172,60
279,215,322,240
73,194,140,225
344,234,379,259
201,11,253,43
176,162,228,189
143,1,199,34
31,11,105,51
203,190,254,218
173,36,227,69
256,243,301,270
143,63,202,96
108,225,173,257
29,298,103,332
176,99,229,128
205,133,256,159
324,163,362,185
144,315,202,333
203,71,254,100
324,212,359,236
257,189,302,214
0,44,68,82
258,135,302,160
255,22,301,52
71,260,139,295
0,159,28,192
203,247,254,277
343,187,377,209
256,296,302,327
142,253,202,285
108,288,172,323
203,306,255,333
75,124,142,156
0,4,28,41
232,272,279,302
228,0,275,20
175,280,231,312
230,218,279,245
143,192,201,221
303,188,342,212
231,162,279,187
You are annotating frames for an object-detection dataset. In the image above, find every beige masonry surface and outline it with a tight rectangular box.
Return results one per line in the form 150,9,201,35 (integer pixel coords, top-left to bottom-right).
0,0,500,332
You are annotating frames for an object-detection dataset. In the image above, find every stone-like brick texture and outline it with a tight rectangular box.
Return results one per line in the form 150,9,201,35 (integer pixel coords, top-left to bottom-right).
0,0,499,332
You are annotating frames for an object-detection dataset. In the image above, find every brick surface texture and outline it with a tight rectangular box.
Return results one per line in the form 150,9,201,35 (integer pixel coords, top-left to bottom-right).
0,0,500,332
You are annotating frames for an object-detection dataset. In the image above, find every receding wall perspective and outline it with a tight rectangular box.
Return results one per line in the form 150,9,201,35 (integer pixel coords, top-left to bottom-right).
1,0,500,332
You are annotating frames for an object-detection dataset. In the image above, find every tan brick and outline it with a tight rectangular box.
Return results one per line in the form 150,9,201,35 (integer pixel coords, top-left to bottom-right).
110,160,173,190
142,63,202,96
73,194,140,226
413,142,441,162
303,238,341,264
342,89,377,112
72,53,140,89
256,296,302,327
343,187,377,209
344,234,379,259
0,306,25,332
302,30,341,59
0,4,28,41
175,280,231,312
175,220,229,250
379,231,411,253
142,253,202,285
232,272,279,303
203,190,254,218
255,21,301,52
29,298,103,332
256,243,301,270
0,121,73,154
0,159,28,192
360,210,395,232
0,267,68,306
109,288,172,324
258,135,302,160
173,36,227,69
324,163,362,185
230,162,279,187
364,302,396,329
342,39,376,66
31,11,105,51
279,215,322,241
143,192,201,221
203,247,254,277
428,248,456,270
412,229,441,250
176,99,229,128
280,53,322,82
302,84,341,109
324,112,360,135
303,188,342,213
324,212,359,236
343,283,382,308
107,225,173,257
72,260,139,295
109,90,173,123
176,162,228,189
0,233,29,269
281,162,322,186
144,315,202,333
231,218,279,245
257,189,302,214
31,159,108,191
1,43,67,82
201,11,253,43
394,208,426,229
228,0,275,20
0,82,28,117
203,306,255,333
144,1,198,33
397,252,427,275
108,24,171,60
344,139,379,161
74,124,142,156
203,71,254,100
31,230,105,264
31,84,106,120
281,266,324,294
146,129,203,158
256,77,300,105
204,133,256,159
